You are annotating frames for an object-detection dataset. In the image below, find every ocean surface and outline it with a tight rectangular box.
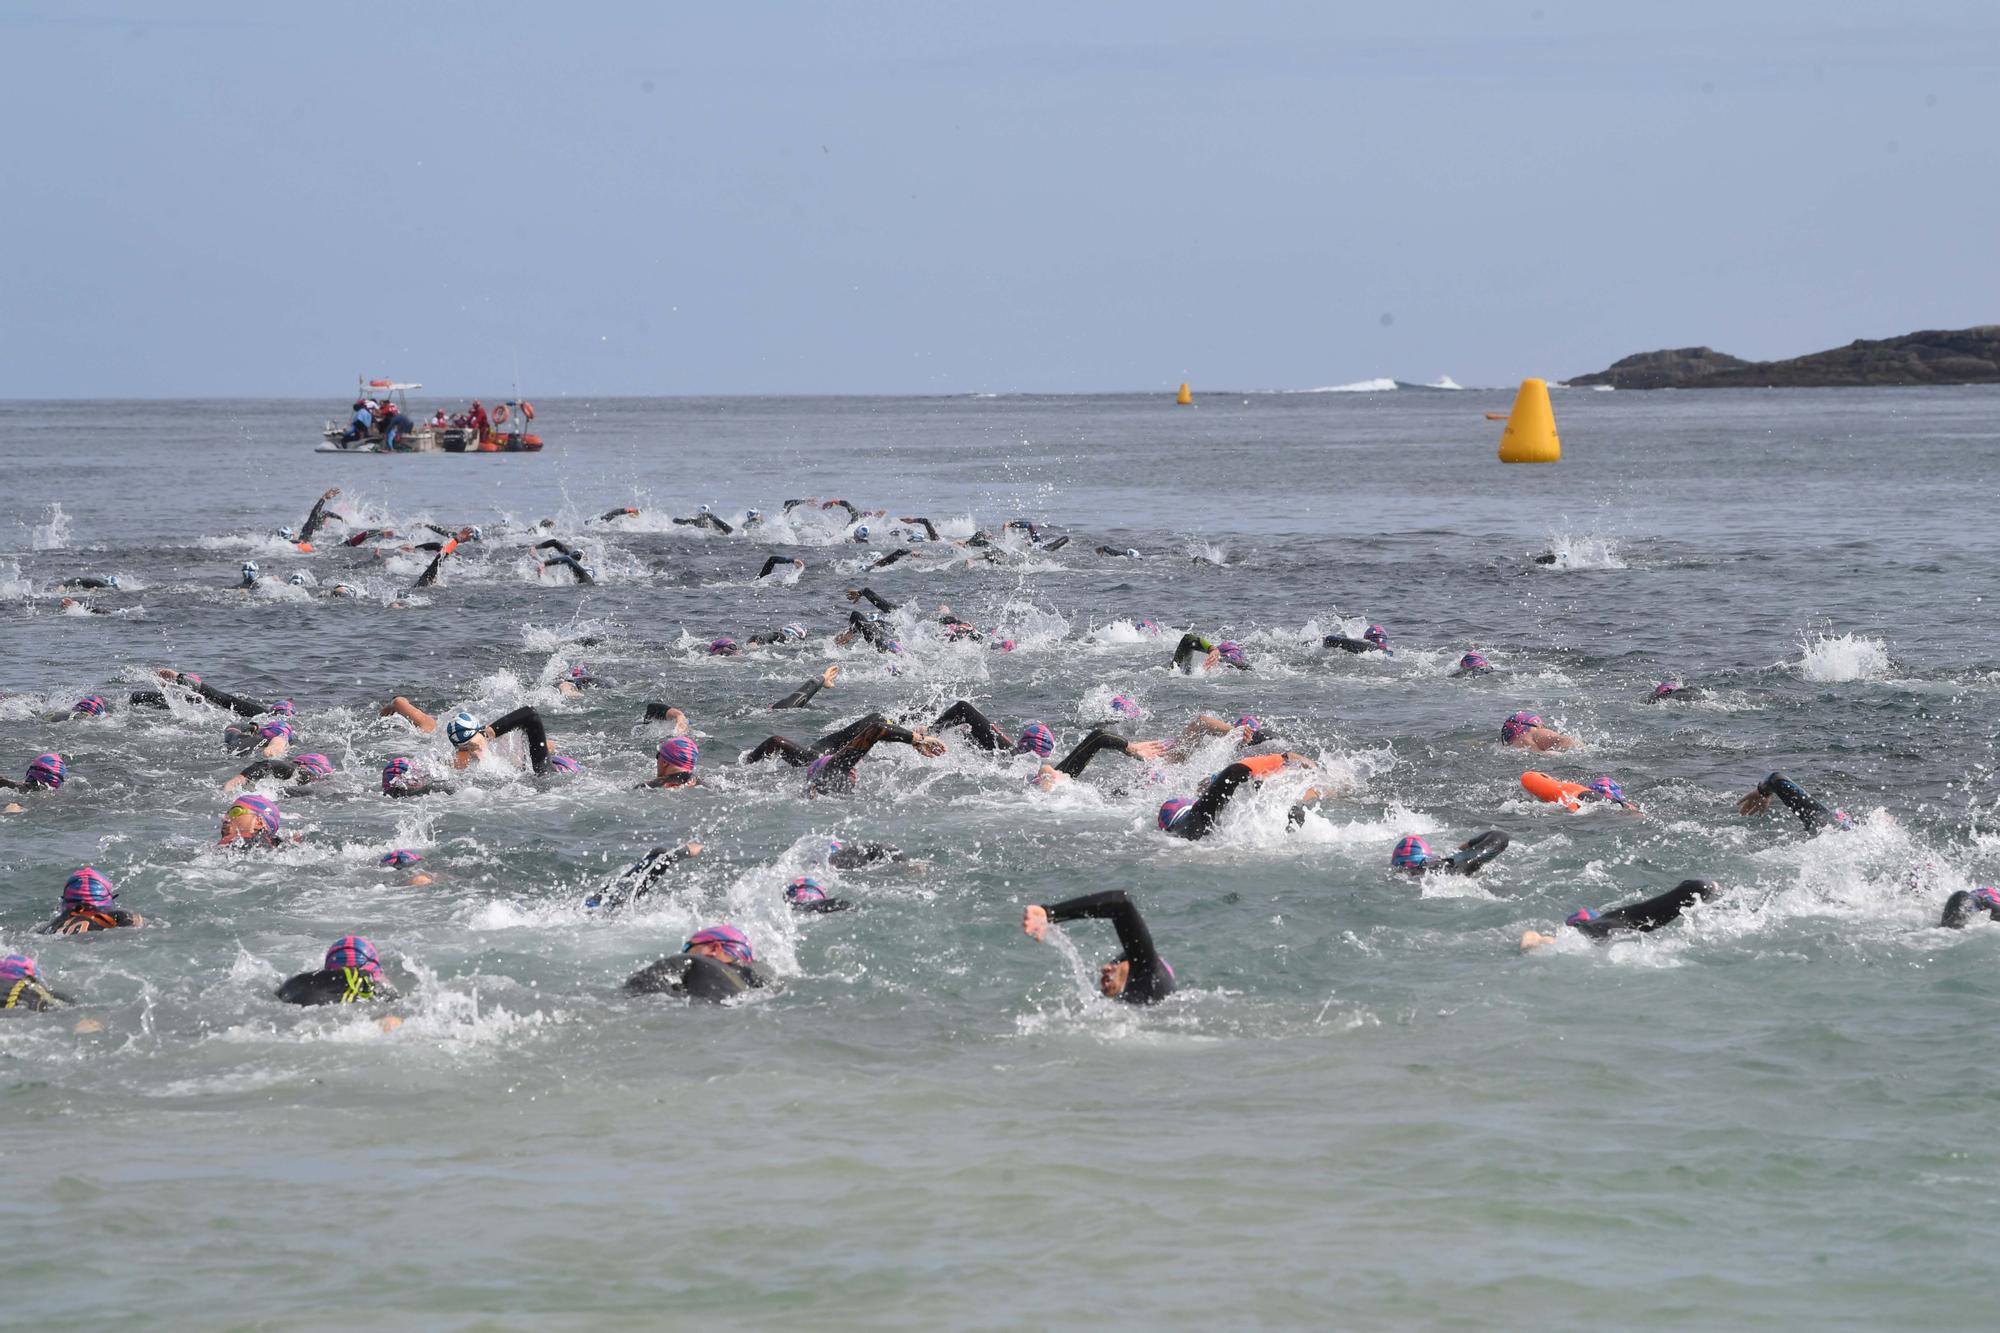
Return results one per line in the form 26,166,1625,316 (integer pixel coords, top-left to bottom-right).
3,386,1999,1330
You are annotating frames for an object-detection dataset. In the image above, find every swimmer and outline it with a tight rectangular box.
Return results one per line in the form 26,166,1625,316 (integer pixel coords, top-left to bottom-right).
1736,773,1852,834
378,698,496,769
834,610,899,653
1172,633,1250,673
1940,887,2000,929
533,539,596,584
1021,890,1176,1005
237,560,261,590
672,506,733,535
1324,624,1392,656
1029,728,1169,790
1389,831,1511,877
41,867,143,934
866,546,916,571
745,622,813,647
276,936,400,1006
380,849,434,888
223,717,292,759
1500,711,1576,751
1645,680,1709,703
640,737,701,789
898,516,941,542
708,637,741,657
128,668,273,718
826,838,918,872
292,487,342,545
59,575,120,590
224,752,334,797
1163,711,1278,763
594,506,640,523
800,716,946,795
0,752,66,795
1450,652,1496,677
932,700,1057,758
785,876,854,914
381,757,455,799
742,712,943,774
624,925,772,1003
771,664,843,709
1,954,68,1012
217,794,285,848
340,528,397,547
639,703,692,732
846,587,900,613
483,706,561,774
1519,880,1719,950
410,529,474,589
555,664,606,697
1520,772,1639,813
741,507,765,529
1157,752,1314,841
583,842,704,912
48,694,110,722
56,597,111,615
1094,546,1141,558
757,555,805,579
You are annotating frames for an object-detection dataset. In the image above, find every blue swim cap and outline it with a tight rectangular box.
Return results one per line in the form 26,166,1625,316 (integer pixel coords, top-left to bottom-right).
325,935,380,976
683,924,753,964
1157,797,1194,830
103,575,120,590
746,508,761,520
240,561,259,580
1016,724,1055,757
1363,624,1389,648
258,719,292,742
1391,835,1430,870
786,876,827,903
286,572,309,586
854,525,870,541
278,526,296,542
469,526,483,542
444,711,482,747
63,866,116,909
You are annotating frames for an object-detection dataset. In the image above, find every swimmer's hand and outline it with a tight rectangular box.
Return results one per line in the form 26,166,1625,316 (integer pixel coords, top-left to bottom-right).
911,732,947,758
1127,740,1169,761
683,841,705,856
1281,752,1316,768
73,1018,104,1033
1519,931,1557,951
1030,766,1066,791
1022,904,1050,941
820,665,841,688
1202,649,1221,672
1737,790,1772,816
844,589,862,602
661,706,689,735
222,775,246,794
379,1015,403,1033
322,487,340,500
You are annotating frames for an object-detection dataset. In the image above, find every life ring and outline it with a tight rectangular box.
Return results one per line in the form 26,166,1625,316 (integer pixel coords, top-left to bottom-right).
519,401,536,421
491,403,510,426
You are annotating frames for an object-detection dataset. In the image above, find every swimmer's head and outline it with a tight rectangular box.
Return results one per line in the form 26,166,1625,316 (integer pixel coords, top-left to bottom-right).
1391,835,1430,871
1215,641,1248,667
697,503,711,514
72,695,106,717
1832,809,1854,830
547,754,580,775
444,712,483,748
1109,695,1140,719
223,794,281,844
1157,797,1194,831
1458,652,1493,675
324,935,381,978
1125,548,1140,559
286,572,309,586
683,924,753,964
25,753,64,789
785,876,827,904
258,720,292,743
278,526,297,542
382,758,414,791
781,622,809,642
1565,909,1595,928
1589,776,1628,806
1015,724,1056,758
707,637,739,657
270,699,296,716
102,575,120,590
1650,681,1682,700
292,753,333,779
1500,711,1542,744
854,525,870,542
1976,887,2000,913
381,849,423,868
885,640,904,655
656,737,698,773
468,526,483,542
62,866,116,909
240,561,259,582
1235,714,1261,733
0,954,39,985
1363,624,1389,648
331,583,355,597
1136,619,1159,636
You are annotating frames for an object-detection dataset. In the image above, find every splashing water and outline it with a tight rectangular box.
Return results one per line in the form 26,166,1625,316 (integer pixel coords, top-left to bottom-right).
31,502,73,550
1535,529,1625,569
1790,631,1892,683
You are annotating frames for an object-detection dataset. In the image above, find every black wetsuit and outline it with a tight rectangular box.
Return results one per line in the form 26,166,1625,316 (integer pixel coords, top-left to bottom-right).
804,716,921,795
770,673,834,710
1409,830,1511,876
233,758,330,797
2,976,66,1011
792,896,855,914
128,674,269,718
1322,635,1385,654
297,494,341,543
934,700,1015,752
868,547,915,571
850,587,899,613
1568,880,1718,940
624,953,771,1003
275,968,398,1006
757,555,800,579
584,845,698,912
488,706,555,773
1646,685,1709,703
61,576,119,590
412,542,459,589
743,713,886,767
1052,727,1143,779
1755,773,1846,834
1940,891,2000,930
900,517,941,542
41,906,140,935
1038,890,1176,1005
822,499,860,523
673,512,734,535
844,611,896,652
1094,545,1135,558
1163,762,1264,841
596,507,639,522
386,774,455,799
1039,535,1070,552
534,539,596,584
1172,633,1249,672
342,528,395,547
829,842,908,870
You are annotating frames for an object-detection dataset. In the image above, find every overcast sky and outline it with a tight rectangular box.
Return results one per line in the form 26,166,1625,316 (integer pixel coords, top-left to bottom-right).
1,1,1991,397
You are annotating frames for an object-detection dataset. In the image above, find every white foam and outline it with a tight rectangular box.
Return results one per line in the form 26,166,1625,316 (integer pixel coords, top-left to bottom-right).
1298,377,1398,393
31,502,73,551
1788,630,1892,683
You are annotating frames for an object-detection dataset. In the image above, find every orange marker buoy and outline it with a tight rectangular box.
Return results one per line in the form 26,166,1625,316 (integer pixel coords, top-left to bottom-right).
1176,381,1192,405
1520,770,1587,811
295,541,313,554
1498,378,1561,463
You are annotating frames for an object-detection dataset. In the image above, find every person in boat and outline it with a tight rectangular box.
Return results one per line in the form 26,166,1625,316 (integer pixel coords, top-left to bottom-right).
1021,890,1176,1005
381,405,416,451
341,401,373,443
470,400,490,443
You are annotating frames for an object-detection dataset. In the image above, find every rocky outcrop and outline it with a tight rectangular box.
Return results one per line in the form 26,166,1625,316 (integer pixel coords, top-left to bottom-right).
1569,326,2000,389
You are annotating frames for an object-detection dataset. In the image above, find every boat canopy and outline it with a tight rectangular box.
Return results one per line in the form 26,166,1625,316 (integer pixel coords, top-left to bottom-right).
360,378,423,392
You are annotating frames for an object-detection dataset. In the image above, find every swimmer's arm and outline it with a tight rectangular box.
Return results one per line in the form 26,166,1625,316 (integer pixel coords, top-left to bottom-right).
771,666,840,710
1037,890,1161,971
847,587,899,612
380,697,440,733
227,758,296,791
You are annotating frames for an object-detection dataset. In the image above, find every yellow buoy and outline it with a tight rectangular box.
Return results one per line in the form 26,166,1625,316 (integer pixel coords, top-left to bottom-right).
1176,381,1192,405
1497,378,1561,464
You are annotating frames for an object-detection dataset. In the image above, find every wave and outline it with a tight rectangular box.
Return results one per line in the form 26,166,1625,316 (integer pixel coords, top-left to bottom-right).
1396,376,1465,390
1295,377,1398,394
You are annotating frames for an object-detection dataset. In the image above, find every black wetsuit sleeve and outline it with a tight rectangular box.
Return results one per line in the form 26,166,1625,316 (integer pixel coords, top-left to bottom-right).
807,715,913,786
183,678,268,717
487,706,554,772
1757,774,1839,834
771,676,828,710
828,842,905,869
1172,762,1257,841
0,776,26,790
1441,830,1510,876
413,550,449,588
1040,889,1175,1004
846,612,892,649
1172,633,1215,672
541,553,594,584
1570,880,1718,939
757,555,791,578
624,954,758,1003
744,735,811,766
588,845,697,910
935,700,1010,751
792,898,856,914
1052,728,1133,777
298,497,335,542
1940,891,2000,929
1323,636,1377,654
533,538,579,558
236,759,299,783
868,548,913,571
852,587,899,612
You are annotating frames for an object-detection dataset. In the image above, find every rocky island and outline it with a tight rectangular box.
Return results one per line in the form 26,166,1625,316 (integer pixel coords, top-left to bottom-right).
1568,325,2000,389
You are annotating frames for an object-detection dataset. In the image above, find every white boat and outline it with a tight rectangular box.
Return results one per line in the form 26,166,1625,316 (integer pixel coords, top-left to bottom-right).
317,378,544,455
